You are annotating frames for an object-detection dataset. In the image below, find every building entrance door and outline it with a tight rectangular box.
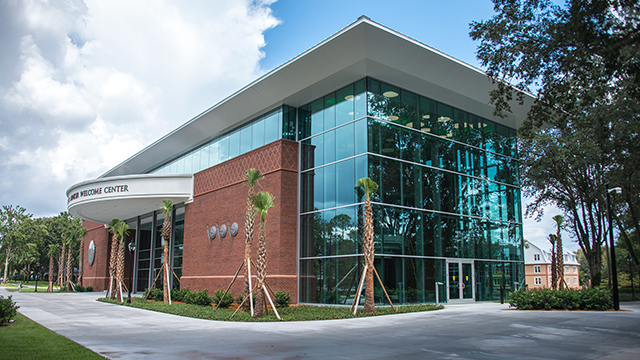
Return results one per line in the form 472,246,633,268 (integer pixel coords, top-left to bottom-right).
447,260,474,301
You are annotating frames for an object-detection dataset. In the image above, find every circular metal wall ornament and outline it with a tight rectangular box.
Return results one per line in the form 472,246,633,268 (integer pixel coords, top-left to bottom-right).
88,240,96,266
219,223,227,238
206,225,217,242
230,222,239,237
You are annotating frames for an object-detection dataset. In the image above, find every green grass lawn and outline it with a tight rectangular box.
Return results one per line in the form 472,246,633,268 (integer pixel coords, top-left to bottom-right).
100,297,443,322
1,283,61,293
0,313,106,360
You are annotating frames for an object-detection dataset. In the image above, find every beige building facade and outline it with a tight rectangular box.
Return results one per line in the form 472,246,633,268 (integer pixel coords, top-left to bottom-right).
524,243,581,289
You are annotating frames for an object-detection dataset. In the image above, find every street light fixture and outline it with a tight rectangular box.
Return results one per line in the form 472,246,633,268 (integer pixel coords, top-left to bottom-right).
606,184,621,310
627,255,635,301
35,262,40,292
127,241,136,304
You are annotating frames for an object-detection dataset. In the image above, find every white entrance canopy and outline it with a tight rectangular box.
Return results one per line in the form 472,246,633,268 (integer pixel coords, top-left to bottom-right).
66,174,193,224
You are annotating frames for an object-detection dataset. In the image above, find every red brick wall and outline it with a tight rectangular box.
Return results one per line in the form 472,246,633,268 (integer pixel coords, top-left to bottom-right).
183,139,299,302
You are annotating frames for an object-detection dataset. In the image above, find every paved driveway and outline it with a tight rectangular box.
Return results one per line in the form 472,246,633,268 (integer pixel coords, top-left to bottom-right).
4,287,640,360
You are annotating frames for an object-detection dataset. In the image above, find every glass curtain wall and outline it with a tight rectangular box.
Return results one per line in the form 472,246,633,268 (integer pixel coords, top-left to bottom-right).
133,205,185,292
153,106,296,175
299,77,524,305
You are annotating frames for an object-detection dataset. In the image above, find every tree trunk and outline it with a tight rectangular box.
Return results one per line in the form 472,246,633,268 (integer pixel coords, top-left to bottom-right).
78,236,84,286
242,198,255,312
59,244,66,290
3,251,9,284
254,224,267,318
116,241,125,301
108,235,119,299
363,197,375,314
556,235,564,290
48,256,54,292
162,216,171,303
66,248,73,291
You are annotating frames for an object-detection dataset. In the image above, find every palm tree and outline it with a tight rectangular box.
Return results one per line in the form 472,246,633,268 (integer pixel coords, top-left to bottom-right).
553,215,564,289
161,199,173,303
242,168,263,312
46,244,59,292
548,234,558,289
355,177,378,313
77,227,87,286
251,191,275,318
107,219,121,299
60,231,72,290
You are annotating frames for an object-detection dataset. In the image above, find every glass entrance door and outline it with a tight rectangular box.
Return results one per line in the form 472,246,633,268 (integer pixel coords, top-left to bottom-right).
447,260,474,301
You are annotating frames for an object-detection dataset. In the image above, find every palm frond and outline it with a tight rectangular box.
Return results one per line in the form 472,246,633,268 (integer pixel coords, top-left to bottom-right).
244,168,264,191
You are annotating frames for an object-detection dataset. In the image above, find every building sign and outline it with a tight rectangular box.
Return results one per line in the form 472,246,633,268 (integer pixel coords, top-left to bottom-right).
68,185,129,204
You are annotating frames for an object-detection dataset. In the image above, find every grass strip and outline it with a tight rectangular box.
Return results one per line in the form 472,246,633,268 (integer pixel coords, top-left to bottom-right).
0,312,106,360
99,297,443,322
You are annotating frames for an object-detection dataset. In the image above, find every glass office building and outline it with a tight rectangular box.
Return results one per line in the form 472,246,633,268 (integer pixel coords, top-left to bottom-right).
68,17,528,304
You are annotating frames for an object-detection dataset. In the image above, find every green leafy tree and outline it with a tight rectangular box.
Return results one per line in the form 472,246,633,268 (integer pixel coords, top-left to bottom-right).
0,206,46,283
47,244,60,292
242,169,263,312
470,0,640,285
251,191,275,318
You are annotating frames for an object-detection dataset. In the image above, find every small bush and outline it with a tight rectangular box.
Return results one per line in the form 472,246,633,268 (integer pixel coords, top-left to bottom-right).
509,287,612,311
0,295,19,324
84,286,93,292
213,290,234,308
171,287,191,302
274,290,291,308
75,285,85,292
143,288,164,301
186,290,212,306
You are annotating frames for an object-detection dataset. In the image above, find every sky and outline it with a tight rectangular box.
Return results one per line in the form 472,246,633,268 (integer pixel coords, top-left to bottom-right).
0,0,572,252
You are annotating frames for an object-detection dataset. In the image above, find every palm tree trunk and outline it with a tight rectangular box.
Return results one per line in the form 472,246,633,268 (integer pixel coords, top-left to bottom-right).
116,241,125,301
242,199,255,312
48,256,54,292
108,234,119,299
66,248,73,291
78,237,84,286
162,216,171,303
59,244,66,290
254,224,267,318
556,236,564,289
363,197,375,313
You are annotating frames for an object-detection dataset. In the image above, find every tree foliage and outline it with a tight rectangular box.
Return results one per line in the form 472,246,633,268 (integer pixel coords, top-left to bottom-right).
471,0,640,283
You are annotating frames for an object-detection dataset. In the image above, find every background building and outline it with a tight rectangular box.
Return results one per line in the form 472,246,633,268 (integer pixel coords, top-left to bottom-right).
524,242,581,289
68,17,533,304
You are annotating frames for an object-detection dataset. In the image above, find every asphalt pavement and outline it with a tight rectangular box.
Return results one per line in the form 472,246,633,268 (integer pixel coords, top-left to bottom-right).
3,286,640,360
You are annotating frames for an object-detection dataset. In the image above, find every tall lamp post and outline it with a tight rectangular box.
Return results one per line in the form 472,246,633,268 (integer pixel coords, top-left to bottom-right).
628,255,636,301
35,262,40,292
127,241,136,304
606,184,621,311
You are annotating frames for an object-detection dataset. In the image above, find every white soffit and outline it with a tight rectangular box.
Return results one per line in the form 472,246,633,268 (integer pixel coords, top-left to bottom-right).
102,17,533,178
67,174,193,224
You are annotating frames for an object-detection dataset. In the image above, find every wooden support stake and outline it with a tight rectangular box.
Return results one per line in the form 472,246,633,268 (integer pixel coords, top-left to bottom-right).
351,264,367,315
230,282,260,319
373,266,395,311
145,264,165,301
247,258,254,316
216,261,244,309
263,284,281,320
166,264,172,304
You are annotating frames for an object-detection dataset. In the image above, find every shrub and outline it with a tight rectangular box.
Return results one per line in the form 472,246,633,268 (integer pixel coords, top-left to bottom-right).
274,290,291,308
171,287,191,302
186,290,212,306
0,295,19,324
508,287,612,311
212,290,234,308
236,293,256,306
84,286,93,292
143,288,164,302
75,285,85,292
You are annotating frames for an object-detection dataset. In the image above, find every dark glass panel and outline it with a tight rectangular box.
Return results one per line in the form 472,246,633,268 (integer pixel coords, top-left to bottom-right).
301,140,315,171
324,164,336,209
336,84,354,127
336,159,355,207
313,167,324,211
311,135,324,167
310,98,324,137
335,123,354,161
283,105,296,140
300,171,315,213
324,93,336,130
324,131,335,164
298,105,311,140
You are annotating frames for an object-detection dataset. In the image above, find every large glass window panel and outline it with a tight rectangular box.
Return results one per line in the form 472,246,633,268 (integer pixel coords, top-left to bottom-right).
336,84,354,127
300,171,315,213
219,136,229,163
183,154,192,174
335,123,354,161
209,142,219,167
324,164,336,209
229,131,240,158
310,99,324,137
354,81,366,119
336,159,355,207
324,94,336,130
310,135,323,167
265,111,280,144
191,149,201,173
313,166,324,211
324,131,335,164
354,119,367,155
240,126,251,154
252,118,265,150
283,105,295,140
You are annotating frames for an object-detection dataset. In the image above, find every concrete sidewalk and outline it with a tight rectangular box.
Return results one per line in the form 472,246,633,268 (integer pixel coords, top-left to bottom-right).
4,287,640,360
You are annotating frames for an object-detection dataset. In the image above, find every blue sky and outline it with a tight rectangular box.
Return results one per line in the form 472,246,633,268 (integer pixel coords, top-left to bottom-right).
0,0,570,252
261,0,496,72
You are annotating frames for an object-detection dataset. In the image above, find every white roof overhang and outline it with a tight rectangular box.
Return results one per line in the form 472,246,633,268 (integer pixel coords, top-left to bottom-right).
66,174,193,224
102,17,534,177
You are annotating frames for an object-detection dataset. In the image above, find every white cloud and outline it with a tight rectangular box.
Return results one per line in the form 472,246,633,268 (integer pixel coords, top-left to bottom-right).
0,0,280,218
